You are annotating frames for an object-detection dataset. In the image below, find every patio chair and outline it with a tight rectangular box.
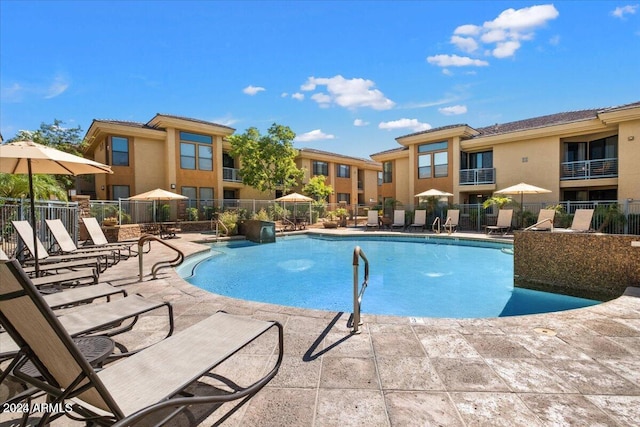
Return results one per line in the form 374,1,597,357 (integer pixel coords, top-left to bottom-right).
0,258,283,426
408,210,426,231
46,219,131,259
485,209,514,235
81,217,145,255
12,221,115,272
391,210,405,230
442,209,459,234
365,210,379,230
524,209,556,231
553,209,594,233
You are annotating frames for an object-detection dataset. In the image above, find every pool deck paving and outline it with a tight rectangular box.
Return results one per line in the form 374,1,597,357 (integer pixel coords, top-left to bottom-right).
2,228,639,426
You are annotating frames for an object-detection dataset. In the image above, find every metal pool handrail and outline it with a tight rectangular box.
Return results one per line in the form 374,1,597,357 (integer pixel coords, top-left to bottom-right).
138,234,185,281
432,217,441,233
352,246,369,334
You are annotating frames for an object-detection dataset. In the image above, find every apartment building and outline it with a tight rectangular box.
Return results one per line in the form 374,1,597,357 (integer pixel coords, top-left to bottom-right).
295,148,381,206
83,115,381,205
371,102,640,207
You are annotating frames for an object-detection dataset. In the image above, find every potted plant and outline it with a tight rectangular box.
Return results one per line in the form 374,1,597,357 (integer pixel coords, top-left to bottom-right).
323,211,339,228
102,217,118,227
334,207,349,227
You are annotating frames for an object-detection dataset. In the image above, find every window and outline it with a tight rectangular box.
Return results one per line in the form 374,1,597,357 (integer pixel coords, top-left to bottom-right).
200,187,214,201
337,193,350,203
563,136,617,162
111,137,129,166
383,162,392,183
337,164,350,178
112,185,129,200
377,171,383,186
418,155,431,179
179,131,213,171
181,186,197,200
223,189,237,199
180,143,196,169
434,152,448,177
461,151,493,169
418,141,448,179
313,161,328,176
198,145,213,171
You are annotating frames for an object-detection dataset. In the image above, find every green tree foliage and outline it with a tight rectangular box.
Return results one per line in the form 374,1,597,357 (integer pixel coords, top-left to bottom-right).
228,123,303,194
4,119,88,194
302,175,333,201
0,174,68,201
482,195,514,209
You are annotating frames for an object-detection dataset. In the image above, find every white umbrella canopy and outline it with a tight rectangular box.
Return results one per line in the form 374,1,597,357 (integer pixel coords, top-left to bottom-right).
128,188,188,201
0,140,113,275
495,182,552,227
274,192,313,202
414,188,454,198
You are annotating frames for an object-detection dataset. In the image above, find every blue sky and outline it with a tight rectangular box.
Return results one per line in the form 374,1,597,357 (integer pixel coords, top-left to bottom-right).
1,1,639,159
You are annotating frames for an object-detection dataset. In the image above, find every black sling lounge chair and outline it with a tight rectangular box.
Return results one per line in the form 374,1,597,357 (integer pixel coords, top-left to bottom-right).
0,258,283,426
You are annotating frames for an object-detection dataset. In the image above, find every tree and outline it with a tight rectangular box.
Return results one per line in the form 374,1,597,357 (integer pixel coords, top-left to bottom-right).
0,173,68,201
4,119,88,193
228,123,303,194
302,175,333,201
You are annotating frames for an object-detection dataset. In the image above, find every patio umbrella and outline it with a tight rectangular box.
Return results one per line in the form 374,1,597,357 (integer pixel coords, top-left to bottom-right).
275,192,313,224
414,189,454,198
128,188,188,222
495,182,551,227
0,140,113,275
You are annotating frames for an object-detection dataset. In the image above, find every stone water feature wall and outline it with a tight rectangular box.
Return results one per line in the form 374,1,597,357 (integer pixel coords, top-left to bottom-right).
514,231,640,301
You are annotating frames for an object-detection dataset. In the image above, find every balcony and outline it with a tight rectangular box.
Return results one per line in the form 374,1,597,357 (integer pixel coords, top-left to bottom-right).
561,158,618,180
223,167,242,182
460,168,495,185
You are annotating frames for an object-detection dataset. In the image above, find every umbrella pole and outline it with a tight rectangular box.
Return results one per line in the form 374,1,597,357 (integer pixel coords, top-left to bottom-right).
28,159,40,276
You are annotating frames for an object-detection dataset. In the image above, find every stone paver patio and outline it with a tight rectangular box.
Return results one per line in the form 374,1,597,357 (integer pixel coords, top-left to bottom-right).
1,229,639,426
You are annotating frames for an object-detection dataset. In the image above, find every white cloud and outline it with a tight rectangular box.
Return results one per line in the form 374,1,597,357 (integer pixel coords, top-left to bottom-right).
301,75,395,110
439,105,467,115
492,40,521,58
281,92,288,97
1,82,24,102
211,115,239,127
611,4,639,18
243,85,265,95
378,118,431,132
295,129,336,142
427,54,489,67
291,92,305,101
44,74,70,99
430,4,559,66
450,35,479,53
353,119,369,126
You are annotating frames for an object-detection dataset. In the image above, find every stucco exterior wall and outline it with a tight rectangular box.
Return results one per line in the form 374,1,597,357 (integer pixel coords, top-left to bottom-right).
394,157,410,204
493,136,560,203
514,231,640,301
618,119,640,200
134,137,166,194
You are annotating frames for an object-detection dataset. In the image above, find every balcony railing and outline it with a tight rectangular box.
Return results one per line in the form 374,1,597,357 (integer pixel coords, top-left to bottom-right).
561,158,618,180
223,167,242,182
459,168,495,185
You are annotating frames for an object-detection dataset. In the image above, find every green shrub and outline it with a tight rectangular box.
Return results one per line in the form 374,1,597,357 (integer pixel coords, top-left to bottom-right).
186,207,199,221
218,210,238,235
252,209,270,221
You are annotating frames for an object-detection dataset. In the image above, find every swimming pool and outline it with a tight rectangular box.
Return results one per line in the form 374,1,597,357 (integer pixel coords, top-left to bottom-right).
180,235,600,318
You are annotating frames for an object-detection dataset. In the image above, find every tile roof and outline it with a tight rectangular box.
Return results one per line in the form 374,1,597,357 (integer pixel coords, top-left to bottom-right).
474,108,601,137
91,119,154,129
299,147,380,165
149,114,236,131
396,123,468,140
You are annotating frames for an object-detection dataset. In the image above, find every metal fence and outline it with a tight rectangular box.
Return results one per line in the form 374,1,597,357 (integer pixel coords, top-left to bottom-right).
1,197,638,258
0,198,79,258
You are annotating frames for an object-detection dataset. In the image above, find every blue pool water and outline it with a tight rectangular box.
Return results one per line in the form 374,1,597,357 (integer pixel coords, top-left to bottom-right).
181,235,600,318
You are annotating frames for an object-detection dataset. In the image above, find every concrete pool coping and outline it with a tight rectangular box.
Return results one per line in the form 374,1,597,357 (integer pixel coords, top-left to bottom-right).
3,229,639,426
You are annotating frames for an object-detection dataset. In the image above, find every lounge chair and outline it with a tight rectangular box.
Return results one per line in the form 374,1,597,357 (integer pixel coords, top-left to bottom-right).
391,210,405,230
0,258,283,426
0,261,174,359
553,209,594,233
0,248,98,288
46,219,131,258
408,210,426,231
81,217,145,255
485,209,514,235
12,220,113,273
442,209,459,234
365,210,379,230
524,209,556,231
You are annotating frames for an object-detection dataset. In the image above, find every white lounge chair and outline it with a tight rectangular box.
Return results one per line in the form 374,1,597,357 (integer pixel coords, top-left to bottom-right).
365,210,379,230
485,209,514,235
553,209,594,233
408,210,426,231
391,210,405,230
525,209,556,231
442,209,459,234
